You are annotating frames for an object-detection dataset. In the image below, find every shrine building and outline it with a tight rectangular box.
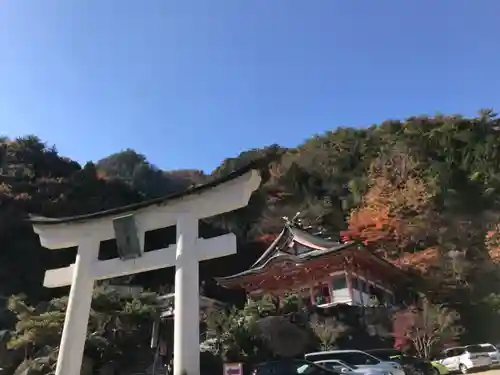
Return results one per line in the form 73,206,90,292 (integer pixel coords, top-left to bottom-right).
216,220,410,309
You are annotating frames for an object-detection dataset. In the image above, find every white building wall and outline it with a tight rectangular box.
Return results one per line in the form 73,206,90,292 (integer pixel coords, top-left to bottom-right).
350,273,394,306
332,287,351,304
351,288,373,305
306,271,396,308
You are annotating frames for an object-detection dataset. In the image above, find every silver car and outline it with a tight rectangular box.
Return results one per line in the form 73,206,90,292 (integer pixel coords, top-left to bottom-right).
315,359,394,375
479,343,500,366
305,350,404,375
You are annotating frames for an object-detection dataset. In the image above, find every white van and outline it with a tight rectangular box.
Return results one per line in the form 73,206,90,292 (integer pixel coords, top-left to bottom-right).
479,343,500,366
305,350,404,375
433,346,492,374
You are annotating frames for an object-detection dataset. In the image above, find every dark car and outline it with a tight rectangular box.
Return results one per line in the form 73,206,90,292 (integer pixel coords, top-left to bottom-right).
252,359,341,375
366,349,436,375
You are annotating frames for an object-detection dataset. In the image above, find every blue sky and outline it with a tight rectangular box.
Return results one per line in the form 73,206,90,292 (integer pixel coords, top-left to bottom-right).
1,1,499,172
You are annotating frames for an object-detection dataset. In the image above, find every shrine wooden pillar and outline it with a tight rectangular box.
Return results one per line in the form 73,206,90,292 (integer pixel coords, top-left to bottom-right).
310,273,323,306
357,266,365,306
344,255,355,304
309,282,316,306
361,266,370,327
327,279,334,305
246,287,255,304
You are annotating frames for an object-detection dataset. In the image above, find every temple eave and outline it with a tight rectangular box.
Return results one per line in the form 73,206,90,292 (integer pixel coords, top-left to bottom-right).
216,250,353,291
216,244,410,295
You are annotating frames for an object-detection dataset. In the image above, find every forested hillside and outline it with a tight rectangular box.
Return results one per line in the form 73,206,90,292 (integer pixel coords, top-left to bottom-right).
2,109,500,342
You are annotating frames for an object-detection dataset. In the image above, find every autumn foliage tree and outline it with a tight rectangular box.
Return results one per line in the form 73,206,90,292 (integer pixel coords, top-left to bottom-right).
392,297,463,359
342,150,436,259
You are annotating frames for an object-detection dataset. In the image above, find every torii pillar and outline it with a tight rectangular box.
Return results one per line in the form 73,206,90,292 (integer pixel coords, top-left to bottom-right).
29,166,262,375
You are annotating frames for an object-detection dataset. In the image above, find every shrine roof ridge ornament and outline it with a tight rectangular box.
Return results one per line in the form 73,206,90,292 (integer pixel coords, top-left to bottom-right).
215,241,354,282
215,222,410,286
28,156,274,226
249,222,349,270
215,224,354,283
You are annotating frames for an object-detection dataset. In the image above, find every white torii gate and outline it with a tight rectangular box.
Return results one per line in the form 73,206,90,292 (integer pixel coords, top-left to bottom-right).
29,167,262,375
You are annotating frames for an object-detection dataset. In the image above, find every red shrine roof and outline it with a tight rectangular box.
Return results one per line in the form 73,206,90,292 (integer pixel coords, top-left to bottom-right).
248,225,352,270
215,223,408,291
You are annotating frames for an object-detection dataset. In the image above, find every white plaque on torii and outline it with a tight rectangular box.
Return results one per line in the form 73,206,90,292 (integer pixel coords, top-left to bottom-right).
29,165,263,375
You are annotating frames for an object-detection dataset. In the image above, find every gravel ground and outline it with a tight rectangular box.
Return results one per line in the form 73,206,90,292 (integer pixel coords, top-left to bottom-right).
474,369,500,375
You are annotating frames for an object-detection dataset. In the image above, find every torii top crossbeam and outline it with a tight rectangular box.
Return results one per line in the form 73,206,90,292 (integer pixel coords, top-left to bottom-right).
30,159,266,250
28,158,269,375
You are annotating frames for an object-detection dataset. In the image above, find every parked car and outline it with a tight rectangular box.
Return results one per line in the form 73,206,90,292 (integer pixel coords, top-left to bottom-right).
314,359,392,375
304,350,405,375
365,349,436,375
479,343,500,366
252,359,341,375
432,345,492,374
428,362,448,375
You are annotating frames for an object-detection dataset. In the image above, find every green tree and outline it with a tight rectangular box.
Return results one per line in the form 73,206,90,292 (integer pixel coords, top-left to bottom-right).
7,287,159,375
96,149,202,198
204,306,269,362
309,316,347,351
